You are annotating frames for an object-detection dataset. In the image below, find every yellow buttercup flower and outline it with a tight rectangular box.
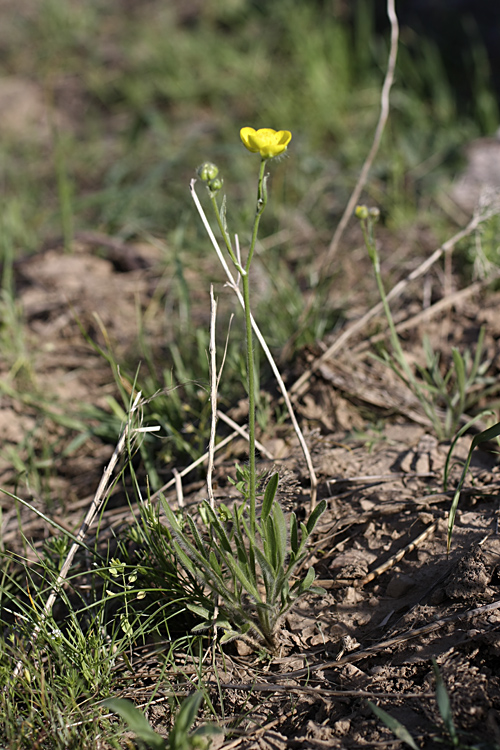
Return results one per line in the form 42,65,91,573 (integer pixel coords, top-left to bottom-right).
240,127,292,159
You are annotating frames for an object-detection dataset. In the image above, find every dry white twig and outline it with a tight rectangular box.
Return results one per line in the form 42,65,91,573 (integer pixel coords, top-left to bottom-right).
172,468,184,508
150,430,239,504
216,409,274,460
207,285,218,509
190,179,318,508
322,0,399,269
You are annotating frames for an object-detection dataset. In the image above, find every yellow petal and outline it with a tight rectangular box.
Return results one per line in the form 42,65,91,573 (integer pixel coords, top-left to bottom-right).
240,127,260,153
240,127,292,158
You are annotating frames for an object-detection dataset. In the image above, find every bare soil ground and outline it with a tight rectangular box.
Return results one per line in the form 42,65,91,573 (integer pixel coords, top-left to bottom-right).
1,239,500,748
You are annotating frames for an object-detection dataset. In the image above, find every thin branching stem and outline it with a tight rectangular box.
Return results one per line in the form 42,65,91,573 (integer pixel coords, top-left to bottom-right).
323,0,399,269
190,179,318,509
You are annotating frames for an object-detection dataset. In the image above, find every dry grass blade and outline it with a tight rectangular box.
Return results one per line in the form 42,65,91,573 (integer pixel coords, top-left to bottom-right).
355,522,436,588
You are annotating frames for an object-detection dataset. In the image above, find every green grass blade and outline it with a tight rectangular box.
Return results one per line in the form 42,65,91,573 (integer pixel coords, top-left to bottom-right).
432,660,458,745
367,701,420,750
443,411,495,490
448,420,500,550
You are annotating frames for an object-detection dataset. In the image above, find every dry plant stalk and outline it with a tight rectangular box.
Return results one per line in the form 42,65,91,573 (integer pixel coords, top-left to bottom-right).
207,285,218,509
216,409,274,459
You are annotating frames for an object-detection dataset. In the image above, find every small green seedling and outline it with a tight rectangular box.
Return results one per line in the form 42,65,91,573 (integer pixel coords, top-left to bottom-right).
103,691,221,750
369,659,497,749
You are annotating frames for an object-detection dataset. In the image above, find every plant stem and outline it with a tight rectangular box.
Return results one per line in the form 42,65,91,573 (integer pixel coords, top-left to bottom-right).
207,160,268,532
242,270,256,533
362,221,441,436
210,195,243,274
244,159,268,532
246,159,267,273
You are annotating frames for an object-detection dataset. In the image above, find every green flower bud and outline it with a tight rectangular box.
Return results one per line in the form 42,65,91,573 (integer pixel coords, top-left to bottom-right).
369,207,380,221
197,162,219,182
355,205,369,220
208,177,223,193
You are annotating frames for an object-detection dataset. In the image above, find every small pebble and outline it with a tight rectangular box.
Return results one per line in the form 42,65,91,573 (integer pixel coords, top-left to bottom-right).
386,574,416,598
333,719,350,735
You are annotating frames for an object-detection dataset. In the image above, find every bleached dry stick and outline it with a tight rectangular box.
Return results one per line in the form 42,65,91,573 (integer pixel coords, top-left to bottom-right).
355,522,436,588
207,285,218,510
172,468,184,508
190,179,318,509
10,392,159,682
150,430,239,503
322,0,399,269
216,409,274,460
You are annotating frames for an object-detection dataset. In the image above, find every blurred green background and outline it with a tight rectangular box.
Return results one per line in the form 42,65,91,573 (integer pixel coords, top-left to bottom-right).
0,0,497,252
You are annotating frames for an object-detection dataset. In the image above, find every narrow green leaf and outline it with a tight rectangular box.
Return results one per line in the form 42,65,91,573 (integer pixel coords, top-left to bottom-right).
451,347,466,406
295,566,316,596
272,503,287,571
201,500,233,554
169,692,203,744
209,549,222,576
296,522,309,556
253,544,277,600
306,499,327,535
219,628,242,645
172,541,197,578
262,473,279,522
102,698,166,750
191,622,212,633
432,660,458,744
186,515,209,559
185,603,212,620
290,512,298,555
160,496,182,531
448,419,500,550
443,410,495,490
367,701,420,750
223,552,261,601
263,515,277,569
